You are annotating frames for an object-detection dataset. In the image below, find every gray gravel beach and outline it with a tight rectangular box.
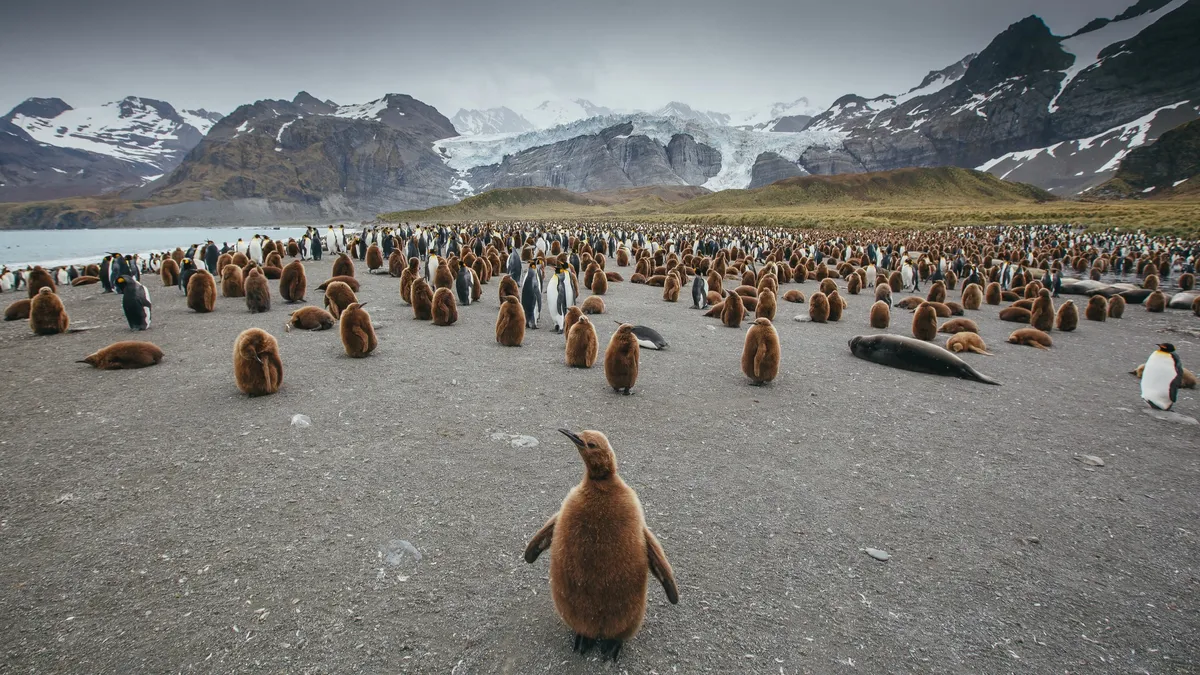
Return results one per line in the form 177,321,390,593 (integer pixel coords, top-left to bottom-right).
1,258,1198,673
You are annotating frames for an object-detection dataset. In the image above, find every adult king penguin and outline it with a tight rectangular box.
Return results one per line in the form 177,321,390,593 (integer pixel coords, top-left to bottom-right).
691,271,708,309
118,276,152,331
522,261,542,330
1141,343,1185,411
548,264,575,333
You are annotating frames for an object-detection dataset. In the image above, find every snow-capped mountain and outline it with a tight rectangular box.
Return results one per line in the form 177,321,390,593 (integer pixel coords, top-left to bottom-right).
651,102,731,127
519,99,615,130
450,107,535,135
434,113,845,196
727,98,825,130
0,96,222,201
800,0,1199,194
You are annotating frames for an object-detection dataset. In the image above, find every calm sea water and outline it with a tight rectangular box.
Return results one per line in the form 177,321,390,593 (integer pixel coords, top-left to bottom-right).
0,227,311,268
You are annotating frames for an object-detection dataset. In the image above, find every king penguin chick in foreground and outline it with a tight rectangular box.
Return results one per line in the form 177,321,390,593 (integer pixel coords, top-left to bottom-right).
524,429,678,661
1141,343,1184,411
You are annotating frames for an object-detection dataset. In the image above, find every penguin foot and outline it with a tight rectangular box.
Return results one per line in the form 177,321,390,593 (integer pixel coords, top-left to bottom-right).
622,388,633,396
573,633,596,655
598,639,623,661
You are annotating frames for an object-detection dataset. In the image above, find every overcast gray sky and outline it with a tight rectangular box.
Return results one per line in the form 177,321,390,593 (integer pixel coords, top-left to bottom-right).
0,0,1138,118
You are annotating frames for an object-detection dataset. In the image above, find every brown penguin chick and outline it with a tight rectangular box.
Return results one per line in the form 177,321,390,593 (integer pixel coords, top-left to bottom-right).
5,299,32,321
523,429,678,660
1143,274,1159,291
924,301,952,318
896,296,925,310
911,302,938,341
323,280,358,319
387,250,405,277
845,273,862,295
819,278,838,296
591,270,609,295
1030,289,1055,331
706,290,724,305
663,275,681,302
233,328,283,395
332,253,355,278
27,266,56,297
938,317,979,334
627,273,645,284
757,274,778,296
280,260,307,303
733,285,758,298
563,306,584,339
1107,295,1126,318
498,274,519,302
265,251,282,269
1179,272,1195,291
316,275,360,292
286,306,335,331
1055,300,1078,331
496,295,526,347
399,258,420,302
1008,327,1053,350
605,271,624,283
1084,295,1107,321
431,287,458,326
71,276,100,287
707,270,723,296
873,283,891,305
433,261,455,290
756,289,777,320
1011,298,1035,311
944,301,965,316
231,252,249,267
616,248,630,266
1001,290,1021,302
926,281,947,304
340,303,378,357
604,324,640,394
960,283,983,310
244,267,271,313
946,331,993,355
944,270,958,290
999,306,1032,323
721,290,745,328
261,266,282,280
984,282,1002,305
160,258,180,287
869,300,890,328
216,252,233,272
581,296,605,314
565,315,599,368
366,244,384,272
1145,290,1166,312
888,270,903,292
826,290,845,322
808,291,830,323
409,278,434,320
1193,295,1200,317
783,289,806,303
186,270,217,313
741,317,781,385
78,341,164,369
1131,363,1198,388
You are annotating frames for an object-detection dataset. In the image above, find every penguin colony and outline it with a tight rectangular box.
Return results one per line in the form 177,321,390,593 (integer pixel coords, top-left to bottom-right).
5,222,1199,661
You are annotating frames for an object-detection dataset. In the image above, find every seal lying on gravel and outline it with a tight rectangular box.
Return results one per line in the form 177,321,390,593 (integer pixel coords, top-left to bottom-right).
848,334,1000,385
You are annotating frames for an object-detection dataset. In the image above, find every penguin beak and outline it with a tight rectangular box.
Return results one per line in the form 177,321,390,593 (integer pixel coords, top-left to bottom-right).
558,428,584,447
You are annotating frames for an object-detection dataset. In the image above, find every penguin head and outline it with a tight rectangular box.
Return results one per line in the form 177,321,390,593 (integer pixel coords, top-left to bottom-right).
1157,343,1176,354
559,429,616,480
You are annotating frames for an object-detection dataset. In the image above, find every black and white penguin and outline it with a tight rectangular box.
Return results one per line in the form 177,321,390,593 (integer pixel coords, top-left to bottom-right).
624,323,668,350
521,262,542,329
691,272,708,309
204,241,220,273
178,258,199,294
120,276,152,330
455,264,474,306
1141,343,1184,411
100,255,114,293
547,264,575,333
506,248,522,281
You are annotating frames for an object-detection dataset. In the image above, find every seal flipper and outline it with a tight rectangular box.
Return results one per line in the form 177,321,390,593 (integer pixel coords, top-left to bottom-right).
959,362,1001,385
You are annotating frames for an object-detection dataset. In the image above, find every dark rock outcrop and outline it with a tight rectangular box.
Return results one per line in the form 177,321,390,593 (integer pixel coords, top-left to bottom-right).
748,152,806,188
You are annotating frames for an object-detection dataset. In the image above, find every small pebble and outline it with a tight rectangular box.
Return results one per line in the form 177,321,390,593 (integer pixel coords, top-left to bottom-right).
863,548,890,561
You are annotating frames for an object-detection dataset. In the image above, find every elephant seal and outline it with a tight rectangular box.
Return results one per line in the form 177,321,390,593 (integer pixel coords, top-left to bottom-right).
848,334,1001,385
1168,291,1200,310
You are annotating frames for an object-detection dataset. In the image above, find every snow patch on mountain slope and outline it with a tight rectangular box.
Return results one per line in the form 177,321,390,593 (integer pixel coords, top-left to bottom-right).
433,114,846,192
10,97,209,168
520,99,613,130
728,99,823,129
1048,0,1187,112
334,97,393,120
451,107,535,135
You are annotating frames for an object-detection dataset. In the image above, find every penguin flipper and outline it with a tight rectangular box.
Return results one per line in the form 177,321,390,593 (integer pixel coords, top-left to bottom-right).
753,344,768,379
645,527,679,604
524,513,557,563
